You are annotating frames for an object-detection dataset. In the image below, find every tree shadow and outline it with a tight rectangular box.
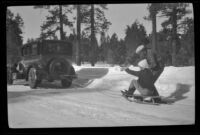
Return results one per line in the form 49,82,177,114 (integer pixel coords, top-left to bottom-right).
7,68,109,103
162,83,191,104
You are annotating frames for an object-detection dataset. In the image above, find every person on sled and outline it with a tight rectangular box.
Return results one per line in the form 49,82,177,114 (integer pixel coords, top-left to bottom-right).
121,59,159,101
121,44,165,102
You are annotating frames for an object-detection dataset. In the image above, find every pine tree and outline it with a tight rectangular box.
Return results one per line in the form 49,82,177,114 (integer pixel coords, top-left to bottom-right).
81,4,111,35
145,4,163,53
159,3,191,65
124,20,149,58
99,32,107,62
7,9,24,64
90,4,95,66
108,33,119,64
34,5,73,40
80,4,111,66
76,5,81,65
179,17,194,65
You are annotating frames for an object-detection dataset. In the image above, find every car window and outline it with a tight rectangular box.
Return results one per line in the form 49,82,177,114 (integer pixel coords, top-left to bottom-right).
45,43,67,54
42,41,72,56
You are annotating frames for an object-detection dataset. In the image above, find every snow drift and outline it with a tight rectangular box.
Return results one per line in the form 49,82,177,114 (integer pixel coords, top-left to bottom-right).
85,66,195,97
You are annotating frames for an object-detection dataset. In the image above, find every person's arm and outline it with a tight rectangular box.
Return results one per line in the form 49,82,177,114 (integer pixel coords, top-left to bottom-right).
125,68,140,77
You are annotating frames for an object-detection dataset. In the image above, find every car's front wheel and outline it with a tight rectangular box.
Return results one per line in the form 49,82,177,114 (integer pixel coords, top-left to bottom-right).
7,72,13,84
28,67,40,89
7,66,14,84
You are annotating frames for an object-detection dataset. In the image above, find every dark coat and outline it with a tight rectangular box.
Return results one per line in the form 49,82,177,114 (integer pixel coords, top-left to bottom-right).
125,68,156,93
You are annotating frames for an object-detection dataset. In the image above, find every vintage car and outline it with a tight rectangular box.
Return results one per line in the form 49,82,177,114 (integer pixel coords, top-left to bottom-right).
7,40,77,89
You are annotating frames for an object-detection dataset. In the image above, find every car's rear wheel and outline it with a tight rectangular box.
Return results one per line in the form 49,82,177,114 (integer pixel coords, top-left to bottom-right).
61,78,72,88
49,59,70,77
28,67,40,89
49,59,73,87
61,66,76,88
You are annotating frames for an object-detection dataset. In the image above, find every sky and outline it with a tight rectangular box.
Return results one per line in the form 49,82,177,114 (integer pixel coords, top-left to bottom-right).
8,4,193,44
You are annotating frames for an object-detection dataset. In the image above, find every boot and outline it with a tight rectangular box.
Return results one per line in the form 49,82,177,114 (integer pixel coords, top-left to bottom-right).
124,88,135,97
153,97,161,103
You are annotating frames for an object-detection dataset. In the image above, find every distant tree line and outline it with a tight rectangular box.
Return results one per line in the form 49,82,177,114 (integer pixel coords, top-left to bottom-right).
7,3,194,67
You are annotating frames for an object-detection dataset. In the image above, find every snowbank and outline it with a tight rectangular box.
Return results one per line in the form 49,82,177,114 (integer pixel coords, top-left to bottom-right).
156,66,194,83
85,65,195,97
155,66,195,97
157,66,195,84
86,66,140,90
72,63,195,98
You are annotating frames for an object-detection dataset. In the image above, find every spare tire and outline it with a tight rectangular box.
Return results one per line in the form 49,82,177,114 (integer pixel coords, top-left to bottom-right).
49,58,71,78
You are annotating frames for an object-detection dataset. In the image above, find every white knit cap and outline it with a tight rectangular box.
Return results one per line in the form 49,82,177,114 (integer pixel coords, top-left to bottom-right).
138,59,149,69
135,45,145,54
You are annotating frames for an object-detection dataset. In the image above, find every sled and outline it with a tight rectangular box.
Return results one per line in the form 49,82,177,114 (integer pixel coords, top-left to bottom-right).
121,90,169,105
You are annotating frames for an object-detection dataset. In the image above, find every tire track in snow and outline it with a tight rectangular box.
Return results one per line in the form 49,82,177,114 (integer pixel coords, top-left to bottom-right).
31,94,190,125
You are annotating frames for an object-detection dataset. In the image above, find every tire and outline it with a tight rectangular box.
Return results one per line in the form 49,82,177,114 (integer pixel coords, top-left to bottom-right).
49,58,70,77
61,66,76,88
49,59,74,88
7,73,13,84
7,68,13,84
70,66,77,79
61,78,72,88
28,67,39,89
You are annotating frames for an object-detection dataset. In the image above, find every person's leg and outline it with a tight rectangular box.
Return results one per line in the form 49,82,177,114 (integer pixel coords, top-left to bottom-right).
124,79,137,97
130,79,153,96
136,83,161,102
130,79,162,102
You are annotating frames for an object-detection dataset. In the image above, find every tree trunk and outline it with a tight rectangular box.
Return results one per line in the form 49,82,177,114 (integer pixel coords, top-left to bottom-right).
171,7,178,66
152,7,157,53
172,40,176,66
59,5,64,40
76,5,81,66
90,4,95,66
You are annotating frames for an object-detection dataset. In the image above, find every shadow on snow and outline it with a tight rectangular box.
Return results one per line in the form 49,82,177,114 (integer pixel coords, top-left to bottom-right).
162,83,192,104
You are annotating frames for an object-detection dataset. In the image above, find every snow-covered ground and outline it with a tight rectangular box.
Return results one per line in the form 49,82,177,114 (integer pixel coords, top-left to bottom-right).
7,64,195,128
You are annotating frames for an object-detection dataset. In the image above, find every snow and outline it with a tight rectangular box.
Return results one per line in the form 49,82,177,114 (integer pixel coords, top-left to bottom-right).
7,64,195,128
